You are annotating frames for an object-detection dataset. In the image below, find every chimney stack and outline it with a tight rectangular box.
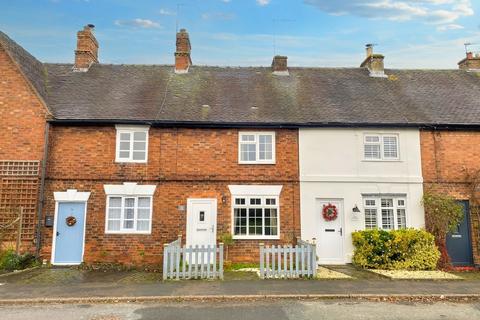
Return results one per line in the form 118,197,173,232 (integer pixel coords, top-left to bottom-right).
458,51,480,71
272,55,288,75
74,24,98,71
360,44,386,78
175,28,192,74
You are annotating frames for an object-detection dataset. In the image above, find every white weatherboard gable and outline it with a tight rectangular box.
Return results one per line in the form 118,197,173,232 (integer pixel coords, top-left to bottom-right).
299,128,425,264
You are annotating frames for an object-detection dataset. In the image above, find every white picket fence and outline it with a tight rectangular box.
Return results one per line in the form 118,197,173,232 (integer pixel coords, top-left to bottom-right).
259,240,317,279
163,236,224,280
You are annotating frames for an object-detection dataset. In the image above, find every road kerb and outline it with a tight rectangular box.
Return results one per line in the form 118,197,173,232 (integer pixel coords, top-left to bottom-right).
0,293,479,305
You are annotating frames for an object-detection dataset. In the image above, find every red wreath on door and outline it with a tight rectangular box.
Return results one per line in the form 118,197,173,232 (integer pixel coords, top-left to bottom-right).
322,203,338,221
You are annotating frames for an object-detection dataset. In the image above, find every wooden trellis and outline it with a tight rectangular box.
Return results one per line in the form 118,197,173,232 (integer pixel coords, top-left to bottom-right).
0,161,40,245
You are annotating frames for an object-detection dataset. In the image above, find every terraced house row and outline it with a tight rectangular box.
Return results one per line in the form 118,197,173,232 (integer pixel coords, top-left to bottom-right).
1,25,479,267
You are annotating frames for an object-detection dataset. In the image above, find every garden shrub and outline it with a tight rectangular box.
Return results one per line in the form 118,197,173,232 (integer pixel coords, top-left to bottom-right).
0,249,37,271
352,229,440,270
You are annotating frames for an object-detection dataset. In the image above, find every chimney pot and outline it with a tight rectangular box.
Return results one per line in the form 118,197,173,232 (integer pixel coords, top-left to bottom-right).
175,28,192,74
74,24,99,71
365,44,373,58
360,45,386,78
272,55,288,75
458,50,480,71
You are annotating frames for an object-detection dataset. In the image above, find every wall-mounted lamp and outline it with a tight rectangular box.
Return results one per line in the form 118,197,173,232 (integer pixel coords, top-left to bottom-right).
222,195,228,204
352,205,361,213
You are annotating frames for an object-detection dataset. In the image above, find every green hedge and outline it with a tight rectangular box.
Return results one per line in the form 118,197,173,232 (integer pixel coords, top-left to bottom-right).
352,229,440,270
0,250,37,271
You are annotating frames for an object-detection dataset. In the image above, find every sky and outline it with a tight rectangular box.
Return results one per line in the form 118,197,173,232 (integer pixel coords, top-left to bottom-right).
1,0,479,69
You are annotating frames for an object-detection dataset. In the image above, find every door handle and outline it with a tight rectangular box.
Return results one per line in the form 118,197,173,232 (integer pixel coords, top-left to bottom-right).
56,231,60,237
339,227,342,236
211,225,214,233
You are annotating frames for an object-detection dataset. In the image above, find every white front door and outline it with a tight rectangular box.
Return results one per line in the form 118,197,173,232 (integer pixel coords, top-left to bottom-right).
316,199,344,264
186,198,217,249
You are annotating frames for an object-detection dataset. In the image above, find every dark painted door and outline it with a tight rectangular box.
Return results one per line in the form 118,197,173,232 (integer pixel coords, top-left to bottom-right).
446,201,474,266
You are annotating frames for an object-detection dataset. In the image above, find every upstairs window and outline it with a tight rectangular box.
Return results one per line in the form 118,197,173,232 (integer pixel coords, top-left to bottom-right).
363,197,407,230
115,125,149,163
364,134,399,160
239,132,275,164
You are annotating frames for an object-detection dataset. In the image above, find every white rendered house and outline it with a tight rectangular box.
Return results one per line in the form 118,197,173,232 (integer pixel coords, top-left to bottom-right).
299,128,425,264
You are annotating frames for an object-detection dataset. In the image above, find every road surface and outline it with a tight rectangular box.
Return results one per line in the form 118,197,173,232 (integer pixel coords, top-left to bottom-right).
1,299,480,320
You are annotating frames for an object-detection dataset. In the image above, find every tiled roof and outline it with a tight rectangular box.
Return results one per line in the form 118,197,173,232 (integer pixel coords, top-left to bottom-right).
2,30,480,127
44,64,480,126
0,31,48,103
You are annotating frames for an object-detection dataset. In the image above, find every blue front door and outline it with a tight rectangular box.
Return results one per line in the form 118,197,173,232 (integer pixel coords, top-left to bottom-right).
446,201,474,266
54,202,86,264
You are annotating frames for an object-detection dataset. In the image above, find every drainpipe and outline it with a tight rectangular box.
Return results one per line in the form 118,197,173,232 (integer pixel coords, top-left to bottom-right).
35,122,50,258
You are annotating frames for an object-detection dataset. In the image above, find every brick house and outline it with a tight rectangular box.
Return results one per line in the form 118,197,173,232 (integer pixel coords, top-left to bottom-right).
0,30,50,253
421,129,480,266
1,26,480,267
418,53,480,267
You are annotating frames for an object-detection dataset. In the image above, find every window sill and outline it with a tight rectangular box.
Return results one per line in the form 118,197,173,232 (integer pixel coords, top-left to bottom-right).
105,231,152,235
232,235,280,240
238,161,276,165
361,159,401,163
115,160,148,164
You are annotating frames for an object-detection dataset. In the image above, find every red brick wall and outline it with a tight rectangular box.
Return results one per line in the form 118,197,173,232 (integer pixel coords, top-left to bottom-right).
420,130,480,265
41,126,300,266
0,45,48,252
0,46,47,160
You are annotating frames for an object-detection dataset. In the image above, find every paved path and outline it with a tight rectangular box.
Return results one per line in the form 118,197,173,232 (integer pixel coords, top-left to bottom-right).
0,277,479,300
0,268,478,301
2,300,480,320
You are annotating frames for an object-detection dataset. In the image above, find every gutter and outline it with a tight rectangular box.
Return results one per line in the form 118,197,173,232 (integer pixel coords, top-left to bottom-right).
35,122,50,258
47,119,480,131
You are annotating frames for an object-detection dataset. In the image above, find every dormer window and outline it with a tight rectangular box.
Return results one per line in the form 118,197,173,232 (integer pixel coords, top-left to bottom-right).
115,125,149,163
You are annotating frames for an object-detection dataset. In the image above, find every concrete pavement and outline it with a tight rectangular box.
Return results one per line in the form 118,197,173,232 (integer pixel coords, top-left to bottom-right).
0,267,479,304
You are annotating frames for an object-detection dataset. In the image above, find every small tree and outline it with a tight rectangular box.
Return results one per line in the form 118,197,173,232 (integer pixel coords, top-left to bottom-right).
422,190,463,268
218,233,235,263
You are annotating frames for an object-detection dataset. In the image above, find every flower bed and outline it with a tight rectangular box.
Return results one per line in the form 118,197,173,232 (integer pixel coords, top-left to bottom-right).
369,269,462,280
316,267,352,279
234,267,352,279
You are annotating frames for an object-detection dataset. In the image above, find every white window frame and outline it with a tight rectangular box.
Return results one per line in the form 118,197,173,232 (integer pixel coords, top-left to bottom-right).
104,183,156,235
232,196,280,240
363,196,407,230
238,132,276,164
115,125,150,163
363,133,400,161
228,185,282,240
105,195,153,234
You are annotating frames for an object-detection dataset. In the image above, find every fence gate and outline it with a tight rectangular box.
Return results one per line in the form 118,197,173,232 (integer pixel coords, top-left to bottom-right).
163,235,224,280
259,240,317,279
